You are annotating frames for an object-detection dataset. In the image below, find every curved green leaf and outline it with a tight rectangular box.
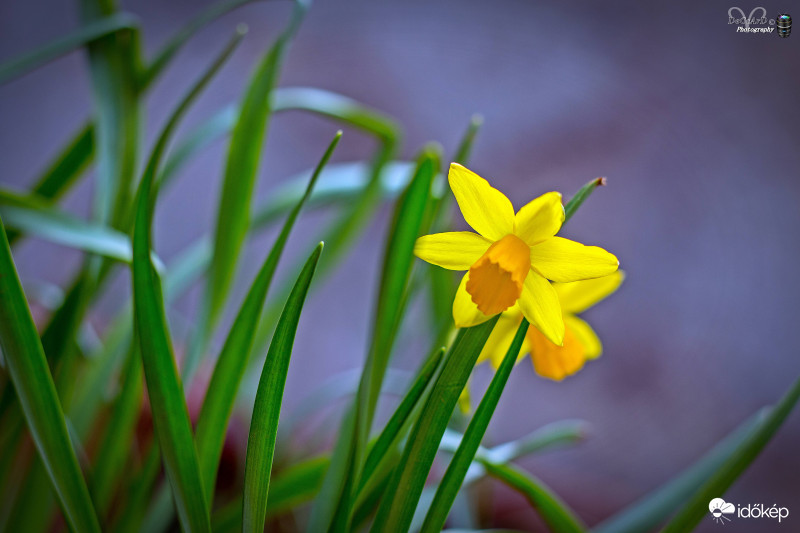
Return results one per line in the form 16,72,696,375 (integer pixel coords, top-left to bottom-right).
242,243,323,533
481,461,586,533
564,177,606,223
131,29,245,533
0,216,100,533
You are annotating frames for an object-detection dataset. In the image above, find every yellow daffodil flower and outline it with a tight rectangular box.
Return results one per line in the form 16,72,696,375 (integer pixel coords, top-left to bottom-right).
478,271,624,381
414,163,619,345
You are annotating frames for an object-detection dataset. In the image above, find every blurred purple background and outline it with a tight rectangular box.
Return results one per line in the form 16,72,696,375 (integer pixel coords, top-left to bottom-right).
2,1,799,531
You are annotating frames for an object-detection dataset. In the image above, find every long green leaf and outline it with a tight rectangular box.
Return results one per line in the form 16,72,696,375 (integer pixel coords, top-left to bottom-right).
370,317,499,533
0,203,137,263
480,461,586,533
311,148,438,531
0,13,139,85
211,454,330,532
661,374,800,532
188,3,307,380
131,29,245,533
242,243,323,533
195,133,340,506
564,177,606,223
421,320,530,532
0,216,100,532
593,409,766,533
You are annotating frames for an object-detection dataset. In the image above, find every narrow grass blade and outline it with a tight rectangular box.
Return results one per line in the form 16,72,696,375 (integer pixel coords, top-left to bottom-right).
0,217,100,532
593,408,765,533
0,203,136,263
195,133,339,506
370,317,499,533
273,87,398,142
5,126,94,245
482,461,586,533
212,454,330,532
0,13,139,85
484,420,590,464
311,147,438,531
131,29,245,533
564,177,606,223
242,243,323,533
661,374,800,533
422,320,530,533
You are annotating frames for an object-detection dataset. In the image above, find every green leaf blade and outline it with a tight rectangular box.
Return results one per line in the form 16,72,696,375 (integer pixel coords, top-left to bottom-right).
241,243,324,533
481,461,586,533
0,217,101,533
130,28,244,533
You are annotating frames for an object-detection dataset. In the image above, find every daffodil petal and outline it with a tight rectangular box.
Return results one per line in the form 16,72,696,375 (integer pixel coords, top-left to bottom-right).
448,163,515,241
530,237,619,283
528,324,586,381
564,314,602,359
414,231,491,270
477,311,524,369
517,270,564,345
514,192,564,245
555,270,625,314
453,272,492,328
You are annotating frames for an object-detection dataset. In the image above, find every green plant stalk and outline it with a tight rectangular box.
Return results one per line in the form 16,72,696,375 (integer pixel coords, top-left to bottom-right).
241,243,323,533
131,28,246,533
421,319,530,532
369,317,499,533
564,177,606,223
0,216,100,532
481,461,586,533
195,133,340,507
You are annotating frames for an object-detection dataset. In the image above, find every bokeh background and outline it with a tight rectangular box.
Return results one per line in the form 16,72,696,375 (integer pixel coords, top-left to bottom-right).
1,1,799,531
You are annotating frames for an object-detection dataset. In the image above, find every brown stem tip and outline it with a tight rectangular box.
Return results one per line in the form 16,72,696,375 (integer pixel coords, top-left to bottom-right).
594,177,607,187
